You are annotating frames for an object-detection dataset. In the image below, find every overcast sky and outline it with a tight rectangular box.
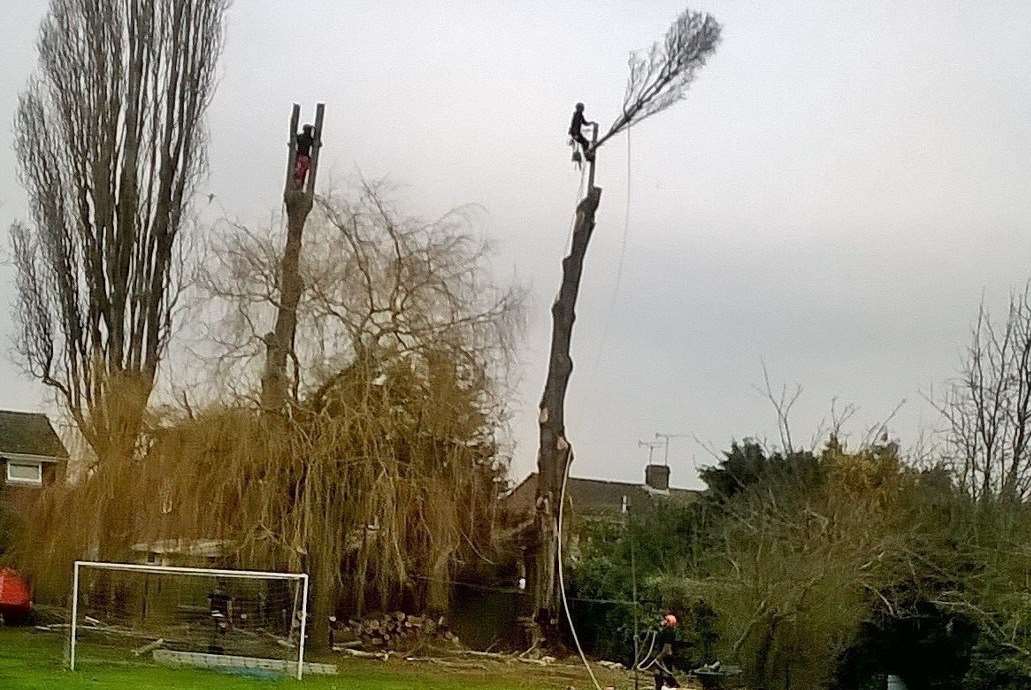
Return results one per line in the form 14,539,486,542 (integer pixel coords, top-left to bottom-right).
2,1,1030,489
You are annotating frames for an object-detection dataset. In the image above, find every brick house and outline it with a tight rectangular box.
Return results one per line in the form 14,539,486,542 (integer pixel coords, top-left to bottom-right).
0,410,68,507
504,463,700,523
493,464,701,628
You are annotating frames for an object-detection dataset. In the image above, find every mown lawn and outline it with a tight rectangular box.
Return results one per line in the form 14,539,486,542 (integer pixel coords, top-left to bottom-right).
0,627,627,689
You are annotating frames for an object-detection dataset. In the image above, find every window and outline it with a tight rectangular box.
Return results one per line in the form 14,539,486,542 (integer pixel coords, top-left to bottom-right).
6,461,42,486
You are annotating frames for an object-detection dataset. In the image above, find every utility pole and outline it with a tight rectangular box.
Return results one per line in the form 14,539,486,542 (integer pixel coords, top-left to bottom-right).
655,432,690,467
629,492,639,690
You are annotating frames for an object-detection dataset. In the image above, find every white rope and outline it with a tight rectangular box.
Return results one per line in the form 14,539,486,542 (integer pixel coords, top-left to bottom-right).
590,123,633,374
614,120,632,300
636,630,659,670
636,630,657,667
565,162,587,255
557,457,603,690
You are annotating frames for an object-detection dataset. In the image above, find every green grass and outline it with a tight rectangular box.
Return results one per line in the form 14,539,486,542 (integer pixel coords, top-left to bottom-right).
0,627,626,689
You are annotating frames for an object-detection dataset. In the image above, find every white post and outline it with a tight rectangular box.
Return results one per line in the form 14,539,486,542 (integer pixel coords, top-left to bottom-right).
69,561,80,671
297,574,309,681
68,562,308,677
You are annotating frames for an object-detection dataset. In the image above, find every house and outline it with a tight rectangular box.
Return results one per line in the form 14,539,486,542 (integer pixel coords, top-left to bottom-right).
0,410,68,503
495,463,701,621
129,538,228,567
504,463,700,523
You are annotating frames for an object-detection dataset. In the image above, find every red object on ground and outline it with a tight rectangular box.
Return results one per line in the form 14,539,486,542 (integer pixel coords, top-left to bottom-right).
0,568,32,618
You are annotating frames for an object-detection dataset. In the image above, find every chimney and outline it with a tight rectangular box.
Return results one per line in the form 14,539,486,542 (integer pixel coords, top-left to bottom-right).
645,464,670,491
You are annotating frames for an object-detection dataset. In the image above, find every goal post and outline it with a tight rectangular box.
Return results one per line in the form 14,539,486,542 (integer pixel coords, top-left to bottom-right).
69,561,310,680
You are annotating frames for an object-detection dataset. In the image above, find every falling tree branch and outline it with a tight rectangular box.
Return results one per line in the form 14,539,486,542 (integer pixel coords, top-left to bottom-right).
596,8,721,150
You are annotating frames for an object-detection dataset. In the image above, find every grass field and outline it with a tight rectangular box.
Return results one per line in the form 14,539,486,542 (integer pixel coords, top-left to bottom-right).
0,627,629,689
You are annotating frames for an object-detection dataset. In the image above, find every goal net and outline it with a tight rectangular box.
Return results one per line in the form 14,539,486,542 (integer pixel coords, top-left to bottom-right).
68,561,310,679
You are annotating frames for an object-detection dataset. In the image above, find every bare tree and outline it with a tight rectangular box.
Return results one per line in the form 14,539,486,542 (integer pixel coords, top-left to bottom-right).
531,6,721,642
10,0,228,465
196,181,523,402
932,285,1031,503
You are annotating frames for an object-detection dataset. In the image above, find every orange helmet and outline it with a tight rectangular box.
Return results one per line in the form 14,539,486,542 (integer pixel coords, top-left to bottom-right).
663,614,678,627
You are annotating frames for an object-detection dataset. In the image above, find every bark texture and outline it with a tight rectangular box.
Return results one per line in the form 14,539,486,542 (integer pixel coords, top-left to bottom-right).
532,185,602,635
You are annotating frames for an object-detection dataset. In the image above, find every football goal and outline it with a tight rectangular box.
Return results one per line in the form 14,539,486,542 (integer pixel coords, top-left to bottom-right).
68,561,314,679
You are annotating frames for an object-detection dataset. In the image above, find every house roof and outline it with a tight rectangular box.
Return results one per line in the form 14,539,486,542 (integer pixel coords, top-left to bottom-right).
564,475,699,511
0,411,69,459
506,472,700,515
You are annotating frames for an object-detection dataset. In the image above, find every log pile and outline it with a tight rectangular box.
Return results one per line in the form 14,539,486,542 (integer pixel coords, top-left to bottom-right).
330,612,461,652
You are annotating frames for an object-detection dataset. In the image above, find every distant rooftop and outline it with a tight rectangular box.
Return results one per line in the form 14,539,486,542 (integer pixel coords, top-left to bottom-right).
504,464,700,517
0,410,69,459
559,474,700,511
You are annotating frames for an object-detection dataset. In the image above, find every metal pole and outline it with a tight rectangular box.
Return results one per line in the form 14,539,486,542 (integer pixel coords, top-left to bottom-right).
629,500,639,690
297,574,309,681
69,561,79,670
655,432,690,468
639,440,663,465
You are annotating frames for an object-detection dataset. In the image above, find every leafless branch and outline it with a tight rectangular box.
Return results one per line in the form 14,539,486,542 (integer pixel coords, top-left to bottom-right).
596,8,721,150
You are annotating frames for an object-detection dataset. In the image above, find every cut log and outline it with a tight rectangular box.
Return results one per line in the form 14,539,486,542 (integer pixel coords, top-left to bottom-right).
338,648,389,661
132,638,165,657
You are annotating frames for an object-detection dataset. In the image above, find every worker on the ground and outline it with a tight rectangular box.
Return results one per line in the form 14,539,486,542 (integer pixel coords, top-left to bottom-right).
653,613,679,689
293,124,316,188
568,103,595,162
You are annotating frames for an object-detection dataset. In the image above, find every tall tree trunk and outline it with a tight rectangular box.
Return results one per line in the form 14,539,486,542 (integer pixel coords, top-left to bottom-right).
260,104,324,412
532,183,602,640
260,191,313,411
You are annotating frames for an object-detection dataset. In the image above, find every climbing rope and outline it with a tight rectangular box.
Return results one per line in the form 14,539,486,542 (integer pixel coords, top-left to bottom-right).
557,459,604,690
565,161,587,255
614,120,633,303
591,123,633,374
554,130,631,690
635,629,658,670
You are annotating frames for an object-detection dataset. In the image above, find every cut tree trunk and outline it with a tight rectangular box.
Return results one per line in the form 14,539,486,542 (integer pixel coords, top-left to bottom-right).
260,103,324,413
260,190,313,411
532,184,602,641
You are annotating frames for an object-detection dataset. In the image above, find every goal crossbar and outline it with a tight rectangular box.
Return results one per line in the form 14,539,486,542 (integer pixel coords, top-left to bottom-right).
69,560,310,680
73,560,306,581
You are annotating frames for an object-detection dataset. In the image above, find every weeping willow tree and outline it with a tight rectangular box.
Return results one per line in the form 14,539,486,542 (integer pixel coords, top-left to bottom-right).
532,6,721,641
13,183,524,648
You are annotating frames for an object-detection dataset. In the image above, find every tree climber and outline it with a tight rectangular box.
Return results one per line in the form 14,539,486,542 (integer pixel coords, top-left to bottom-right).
568,103,595,162
293,123,316,189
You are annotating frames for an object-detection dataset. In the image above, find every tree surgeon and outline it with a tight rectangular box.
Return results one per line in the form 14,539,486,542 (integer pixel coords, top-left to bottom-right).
568,103,595,162
294,124,317,188
653,613,680,690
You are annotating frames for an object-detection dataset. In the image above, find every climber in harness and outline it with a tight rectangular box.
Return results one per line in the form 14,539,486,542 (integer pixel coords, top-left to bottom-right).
293,123,317,189
568,102,596,164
